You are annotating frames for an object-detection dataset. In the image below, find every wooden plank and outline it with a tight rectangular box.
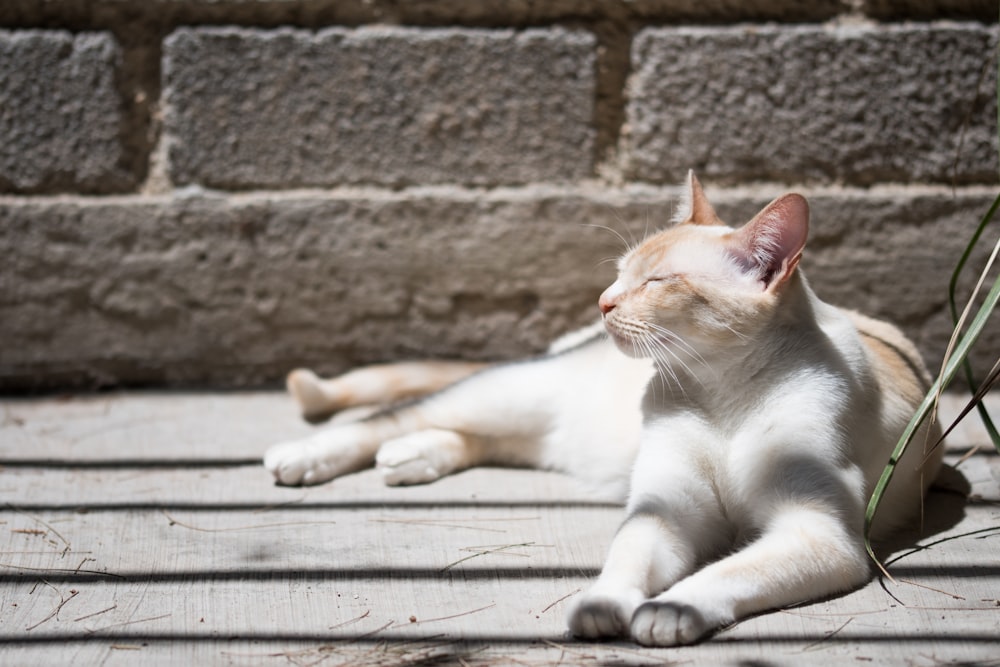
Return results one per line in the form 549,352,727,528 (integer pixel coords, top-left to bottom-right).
2,392,997,462
0,390,998,666
0,392,313,462
0,505,617,577
0,465,604,508
1,573,997,663
1,464,996,644
0,482,993,581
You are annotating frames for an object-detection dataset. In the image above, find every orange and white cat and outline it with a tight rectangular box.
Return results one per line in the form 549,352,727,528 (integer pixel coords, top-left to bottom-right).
264,173,941,645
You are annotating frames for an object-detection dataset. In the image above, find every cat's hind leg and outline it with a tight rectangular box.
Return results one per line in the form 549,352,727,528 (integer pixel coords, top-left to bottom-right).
287,361,489,423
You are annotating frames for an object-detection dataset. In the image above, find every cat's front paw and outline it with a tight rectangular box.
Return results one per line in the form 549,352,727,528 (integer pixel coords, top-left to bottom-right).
630,600,711,647
263,440,337,486
566,587,641,639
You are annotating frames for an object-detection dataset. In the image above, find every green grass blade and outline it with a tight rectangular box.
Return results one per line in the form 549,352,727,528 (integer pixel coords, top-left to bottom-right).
947,193,1000,452
864,230,1000,570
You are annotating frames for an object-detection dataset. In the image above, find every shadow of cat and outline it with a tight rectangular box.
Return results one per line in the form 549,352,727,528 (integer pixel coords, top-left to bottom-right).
871,462,971,561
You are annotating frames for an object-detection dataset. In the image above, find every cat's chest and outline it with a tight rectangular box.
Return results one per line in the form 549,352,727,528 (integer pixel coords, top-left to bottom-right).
642,409,787,499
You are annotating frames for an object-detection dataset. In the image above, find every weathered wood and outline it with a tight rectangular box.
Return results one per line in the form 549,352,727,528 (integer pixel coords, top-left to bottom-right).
0,465,601,508
0,505,616,577
0,392,313,462
0,391,997,665
1,391,995,462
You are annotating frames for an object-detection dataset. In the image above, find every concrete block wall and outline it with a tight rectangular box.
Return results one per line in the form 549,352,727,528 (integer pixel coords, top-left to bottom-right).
0,1,997,391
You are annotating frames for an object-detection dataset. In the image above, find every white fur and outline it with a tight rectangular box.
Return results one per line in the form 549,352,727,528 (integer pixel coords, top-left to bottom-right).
264,183,941,648
567,252,941,647
264,330,654,500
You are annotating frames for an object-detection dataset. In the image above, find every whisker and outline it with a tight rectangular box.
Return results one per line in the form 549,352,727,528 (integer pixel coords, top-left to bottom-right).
642,337,676,400
611,314,698,399
644,323,712,383
636,337,663,402
640,332,686,399
646,323,709,369
595,255,621,268
720,322,751,342
581,223,635,255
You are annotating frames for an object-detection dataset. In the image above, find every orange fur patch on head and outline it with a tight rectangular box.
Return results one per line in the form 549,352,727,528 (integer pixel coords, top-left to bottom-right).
602,181,813,361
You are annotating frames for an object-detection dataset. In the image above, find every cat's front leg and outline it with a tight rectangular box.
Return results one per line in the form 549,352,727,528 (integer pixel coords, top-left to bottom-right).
568,584,646,639
567,515,698,639
263,422,381,485
629,507,870,647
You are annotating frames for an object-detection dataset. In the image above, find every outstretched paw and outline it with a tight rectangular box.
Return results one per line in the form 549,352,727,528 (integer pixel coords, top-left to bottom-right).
566,588,642,640
263,440,337,486
375,430,467,486
630,600,711,647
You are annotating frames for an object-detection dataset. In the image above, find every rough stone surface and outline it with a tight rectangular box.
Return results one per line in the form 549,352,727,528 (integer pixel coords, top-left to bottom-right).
625,24,999,186
163,27,596,189
0,189,619,390
0,30,131,194
0,1,847,26
1,187,996,391
1,5,997,392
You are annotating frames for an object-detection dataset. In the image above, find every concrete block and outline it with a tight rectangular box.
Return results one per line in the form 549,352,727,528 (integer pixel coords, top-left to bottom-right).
626,24,998,186
163,27,596,189
0,188,617,389
1,187,994,390
0,30,131,193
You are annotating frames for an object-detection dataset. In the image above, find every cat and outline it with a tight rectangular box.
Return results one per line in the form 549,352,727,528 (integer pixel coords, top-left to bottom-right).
565,173,943,645
263,173,942,645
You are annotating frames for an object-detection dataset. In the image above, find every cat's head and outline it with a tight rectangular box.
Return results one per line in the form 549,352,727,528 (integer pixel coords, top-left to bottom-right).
599,172,809,362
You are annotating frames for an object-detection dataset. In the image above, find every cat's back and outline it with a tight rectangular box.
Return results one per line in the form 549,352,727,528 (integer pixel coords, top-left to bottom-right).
839,308,943,535
843,309,932,410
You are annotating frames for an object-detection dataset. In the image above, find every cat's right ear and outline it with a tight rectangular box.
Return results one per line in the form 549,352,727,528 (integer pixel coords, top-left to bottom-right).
734,194,809,291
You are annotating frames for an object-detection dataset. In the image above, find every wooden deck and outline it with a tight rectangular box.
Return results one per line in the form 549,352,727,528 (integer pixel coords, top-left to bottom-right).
1,391,998,665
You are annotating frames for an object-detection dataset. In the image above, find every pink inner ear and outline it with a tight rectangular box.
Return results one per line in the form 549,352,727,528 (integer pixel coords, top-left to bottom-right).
734,194,809,288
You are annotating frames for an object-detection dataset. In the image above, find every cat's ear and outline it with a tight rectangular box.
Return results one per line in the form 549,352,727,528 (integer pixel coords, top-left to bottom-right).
733,194,809,291
678,170,721,226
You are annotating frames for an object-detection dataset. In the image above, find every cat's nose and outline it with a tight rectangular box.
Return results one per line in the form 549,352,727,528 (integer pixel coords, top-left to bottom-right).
599,282,623,315
598,295,616,315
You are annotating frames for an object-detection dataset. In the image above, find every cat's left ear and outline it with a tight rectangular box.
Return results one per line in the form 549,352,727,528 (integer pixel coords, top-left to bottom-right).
683,171,722,226
733,194,809,291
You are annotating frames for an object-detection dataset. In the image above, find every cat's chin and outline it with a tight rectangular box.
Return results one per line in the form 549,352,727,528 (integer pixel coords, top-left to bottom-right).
605,330,645,359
